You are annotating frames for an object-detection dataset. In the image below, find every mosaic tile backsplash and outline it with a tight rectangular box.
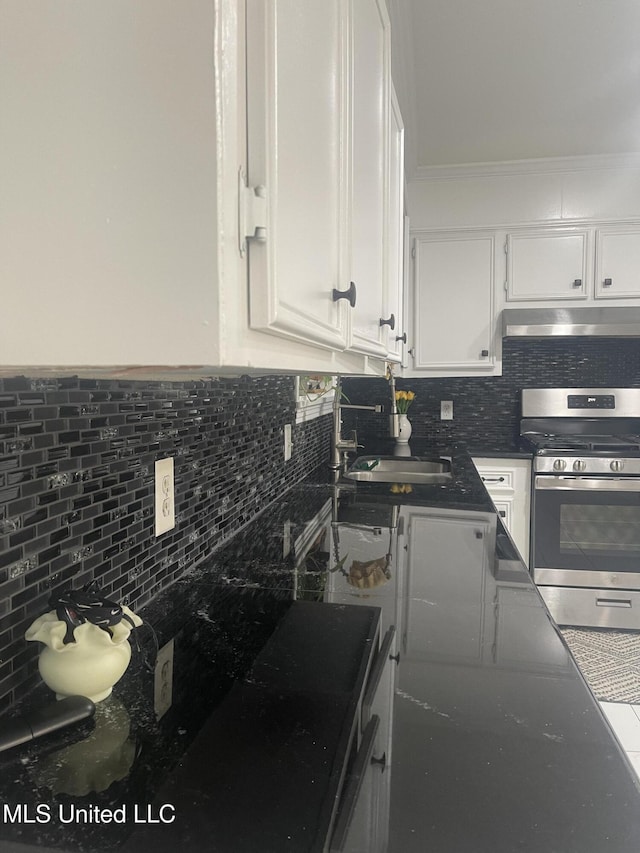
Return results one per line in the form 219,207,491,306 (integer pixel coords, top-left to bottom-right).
342,337,640,450
0,374,332,712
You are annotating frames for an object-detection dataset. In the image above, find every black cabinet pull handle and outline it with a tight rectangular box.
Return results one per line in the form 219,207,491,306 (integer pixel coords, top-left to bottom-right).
499,510,507,518
480,349,489,357
371,752,387,772
395,332,407,344
482,476,505,483
572,279,582,288
603,277,613,287
379,314,395,330
389,652,400,664
332,281,357,307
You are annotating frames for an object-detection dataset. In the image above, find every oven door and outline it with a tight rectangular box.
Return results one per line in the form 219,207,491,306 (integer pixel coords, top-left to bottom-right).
533,476,640,589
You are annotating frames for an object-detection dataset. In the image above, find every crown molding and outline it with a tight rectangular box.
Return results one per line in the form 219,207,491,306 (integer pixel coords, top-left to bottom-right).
411,152,640,182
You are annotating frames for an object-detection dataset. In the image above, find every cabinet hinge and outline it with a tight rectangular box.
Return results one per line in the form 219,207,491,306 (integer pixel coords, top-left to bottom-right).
238,167,267,256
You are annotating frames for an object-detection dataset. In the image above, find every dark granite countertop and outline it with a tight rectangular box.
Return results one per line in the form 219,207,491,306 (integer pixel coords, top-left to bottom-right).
1,442,639,852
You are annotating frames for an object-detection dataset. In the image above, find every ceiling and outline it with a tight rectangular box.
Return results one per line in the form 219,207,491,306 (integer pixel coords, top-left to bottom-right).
391,0,640,176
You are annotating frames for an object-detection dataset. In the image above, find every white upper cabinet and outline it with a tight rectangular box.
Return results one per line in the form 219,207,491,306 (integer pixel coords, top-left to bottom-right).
246,0,401,364
348,0,392,358
506,229,590,301
245,0,350,351
595,225,640,299
505,222,640,305
410,231,498,376
0,0,402,378
383,84,405,363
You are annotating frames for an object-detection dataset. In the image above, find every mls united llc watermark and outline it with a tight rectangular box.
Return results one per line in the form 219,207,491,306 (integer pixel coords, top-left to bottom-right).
2,803,176,825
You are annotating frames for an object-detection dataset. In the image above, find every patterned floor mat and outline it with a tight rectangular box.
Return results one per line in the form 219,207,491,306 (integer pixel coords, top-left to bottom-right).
560,627,640,704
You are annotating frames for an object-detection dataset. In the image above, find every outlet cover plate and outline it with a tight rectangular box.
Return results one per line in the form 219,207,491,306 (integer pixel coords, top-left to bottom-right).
441,400,454,420
155,458,175,536
284,423,293,461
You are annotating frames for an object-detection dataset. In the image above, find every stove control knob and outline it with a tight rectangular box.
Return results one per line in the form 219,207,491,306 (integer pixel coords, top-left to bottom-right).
553,459,567,471
573,459,587,472
610,459,624,472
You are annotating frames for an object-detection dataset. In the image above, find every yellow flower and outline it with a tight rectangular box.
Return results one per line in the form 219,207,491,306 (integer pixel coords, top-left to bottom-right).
395,389,415,413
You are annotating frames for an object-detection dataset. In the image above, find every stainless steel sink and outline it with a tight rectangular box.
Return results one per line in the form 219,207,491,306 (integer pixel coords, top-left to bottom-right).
344,455,453,484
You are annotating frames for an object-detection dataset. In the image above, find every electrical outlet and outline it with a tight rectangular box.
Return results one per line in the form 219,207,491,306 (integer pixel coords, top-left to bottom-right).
440,400,454,420
155,458,175,536
154,638,174,720
283,423,293,461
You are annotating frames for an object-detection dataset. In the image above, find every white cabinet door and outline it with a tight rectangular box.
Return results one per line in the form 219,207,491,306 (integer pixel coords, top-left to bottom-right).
506,229,590,301
348,0,391,358
403,508,494,663
413,232,496,373
472,457,531,568
595,226,640,299
383,84,405,362
246,0,350,350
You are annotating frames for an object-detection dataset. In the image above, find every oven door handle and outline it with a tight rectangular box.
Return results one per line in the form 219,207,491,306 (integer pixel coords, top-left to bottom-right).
535,476,640,492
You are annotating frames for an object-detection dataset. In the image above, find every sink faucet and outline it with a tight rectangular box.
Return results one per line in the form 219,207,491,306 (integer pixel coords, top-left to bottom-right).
330,377,383,473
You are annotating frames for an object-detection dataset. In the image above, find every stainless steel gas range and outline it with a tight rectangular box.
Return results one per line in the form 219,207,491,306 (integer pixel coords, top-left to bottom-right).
521,388,640,629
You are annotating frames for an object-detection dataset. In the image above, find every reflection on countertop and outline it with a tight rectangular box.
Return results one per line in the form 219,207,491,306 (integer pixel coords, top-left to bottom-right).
1,444,639,853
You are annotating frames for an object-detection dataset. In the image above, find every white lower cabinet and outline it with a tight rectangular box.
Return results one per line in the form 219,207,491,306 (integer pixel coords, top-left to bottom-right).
472,457,531,568
409,231,499,377
326,513,400,853
331,626,396,853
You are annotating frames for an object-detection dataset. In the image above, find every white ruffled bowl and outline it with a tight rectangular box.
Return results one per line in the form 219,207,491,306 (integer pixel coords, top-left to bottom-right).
25,606,142,703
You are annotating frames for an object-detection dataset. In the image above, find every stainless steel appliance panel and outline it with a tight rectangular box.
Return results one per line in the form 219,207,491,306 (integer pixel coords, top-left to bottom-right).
522,388,640,419
539,585,640,630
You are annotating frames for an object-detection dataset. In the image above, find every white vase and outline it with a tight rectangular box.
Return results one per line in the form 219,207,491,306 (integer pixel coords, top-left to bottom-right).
25,607,142,703
396,413,412,445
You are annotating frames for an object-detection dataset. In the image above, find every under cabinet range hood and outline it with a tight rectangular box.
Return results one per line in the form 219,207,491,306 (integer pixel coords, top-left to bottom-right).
502,307,640,338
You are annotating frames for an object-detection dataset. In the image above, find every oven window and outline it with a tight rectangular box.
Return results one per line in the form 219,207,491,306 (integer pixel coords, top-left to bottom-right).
533,483,640,573
561,505,640,554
